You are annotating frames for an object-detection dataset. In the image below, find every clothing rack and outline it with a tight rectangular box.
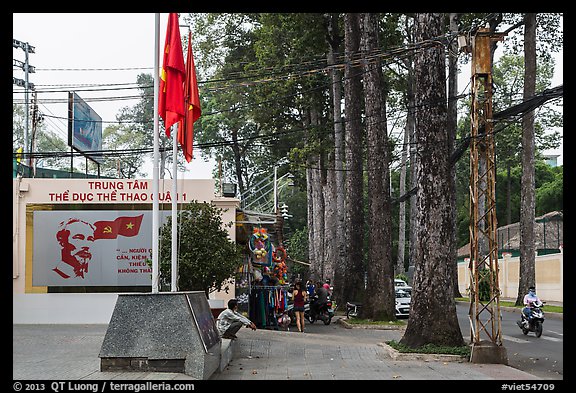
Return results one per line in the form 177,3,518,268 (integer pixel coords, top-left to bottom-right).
248,284,290,329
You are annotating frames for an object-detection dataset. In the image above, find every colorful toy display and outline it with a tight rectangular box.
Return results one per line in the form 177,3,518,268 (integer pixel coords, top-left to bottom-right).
249,227,289,285
272,246,288,284
245,226,291,330
249,227,272,266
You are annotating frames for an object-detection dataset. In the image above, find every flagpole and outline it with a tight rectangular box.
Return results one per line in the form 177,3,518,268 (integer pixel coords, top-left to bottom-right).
152,13,160,294
171,124,178,291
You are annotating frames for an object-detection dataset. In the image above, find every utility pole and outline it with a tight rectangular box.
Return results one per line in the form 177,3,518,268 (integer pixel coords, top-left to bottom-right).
460,27,508,364
30,91,43,177
13,39,35,170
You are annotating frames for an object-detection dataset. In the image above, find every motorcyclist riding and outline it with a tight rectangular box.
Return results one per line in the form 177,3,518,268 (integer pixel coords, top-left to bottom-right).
522,286,542,320
311,280,329,317
517,285,545,337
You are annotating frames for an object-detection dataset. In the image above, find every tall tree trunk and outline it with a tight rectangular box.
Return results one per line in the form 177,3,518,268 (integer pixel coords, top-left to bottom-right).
305,110,318,280
334,13,364,305
517,13,537,305
359,13,394,321
397,15,413,276
400,13,464,348
325,12,345,286
448,13,462,298
396,115,409,275
506,164,512,225
406,16,418,284
323,145,337,282
310,108,326,281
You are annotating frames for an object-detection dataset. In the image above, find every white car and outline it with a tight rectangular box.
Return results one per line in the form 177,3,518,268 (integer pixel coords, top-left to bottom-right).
395,288,411,318
394,279,412,295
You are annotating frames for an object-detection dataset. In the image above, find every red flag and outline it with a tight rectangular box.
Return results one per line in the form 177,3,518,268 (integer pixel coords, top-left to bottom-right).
158,13,186,137
178,30,202,163
93,215,144,240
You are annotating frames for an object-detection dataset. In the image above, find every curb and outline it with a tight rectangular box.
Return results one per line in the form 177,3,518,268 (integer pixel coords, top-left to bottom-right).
456,302,563,320
377,342,469,363
498,305,563,320
335,317,406,330
218,338,236,373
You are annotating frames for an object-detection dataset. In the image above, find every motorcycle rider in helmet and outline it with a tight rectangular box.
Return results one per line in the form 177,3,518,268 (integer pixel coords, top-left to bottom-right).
311,280,329,317
522,286,541,320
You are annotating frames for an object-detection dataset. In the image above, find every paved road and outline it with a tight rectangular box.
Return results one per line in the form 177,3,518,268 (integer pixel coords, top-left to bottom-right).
455,302,563,380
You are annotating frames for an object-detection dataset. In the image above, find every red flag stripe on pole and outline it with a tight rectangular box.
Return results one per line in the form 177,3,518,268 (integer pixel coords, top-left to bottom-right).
178,30,202,163
158,13,186,137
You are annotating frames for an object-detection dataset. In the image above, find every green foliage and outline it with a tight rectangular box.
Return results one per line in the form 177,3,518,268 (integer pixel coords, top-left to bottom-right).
494,160,563,226
478,272,492,302
283,226,309,280
492,54,561,171
158,200,243,295
101,73,160,179
13,103,70,172
286,226,308,262
452,48,562,242
282,189,307,233
395,273,409,284
387,340,471,357
535,165,563,215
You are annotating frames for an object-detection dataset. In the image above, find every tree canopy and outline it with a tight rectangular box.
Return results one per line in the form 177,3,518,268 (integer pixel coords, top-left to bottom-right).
158,200,243,297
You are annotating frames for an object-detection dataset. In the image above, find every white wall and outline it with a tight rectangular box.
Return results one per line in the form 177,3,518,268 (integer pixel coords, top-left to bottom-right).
458,249,563,303
13,293,118,324
13,293,226,324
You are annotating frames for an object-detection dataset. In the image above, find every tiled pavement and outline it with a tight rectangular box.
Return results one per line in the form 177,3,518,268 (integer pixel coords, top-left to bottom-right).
13,317,544,382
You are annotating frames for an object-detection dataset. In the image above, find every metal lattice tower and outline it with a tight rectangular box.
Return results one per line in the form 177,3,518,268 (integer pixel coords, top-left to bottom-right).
464,27,507,361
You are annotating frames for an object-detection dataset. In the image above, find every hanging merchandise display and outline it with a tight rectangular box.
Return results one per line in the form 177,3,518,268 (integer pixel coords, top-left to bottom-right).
249,227,273,266
234,256,252,313
245,226,290,329
248,285,289,329
272,246,288,285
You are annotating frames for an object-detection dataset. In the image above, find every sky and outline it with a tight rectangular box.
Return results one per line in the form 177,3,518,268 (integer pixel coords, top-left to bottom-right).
13,13,563,178
13,13,217,179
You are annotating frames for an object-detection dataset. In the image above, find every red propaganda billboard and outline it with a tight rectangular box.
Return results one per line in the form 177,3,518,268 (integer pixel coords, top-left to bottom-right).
32,210,158,287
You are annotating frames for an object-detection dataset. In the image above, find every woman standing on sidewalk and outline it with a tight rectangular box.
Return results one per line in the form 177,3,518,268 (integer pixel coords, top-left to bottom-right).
292,281,308,332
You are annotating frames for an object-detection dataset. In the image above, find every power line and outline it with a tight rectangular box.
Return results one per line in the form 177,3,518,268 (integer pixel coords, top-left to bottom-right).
14,81,562,168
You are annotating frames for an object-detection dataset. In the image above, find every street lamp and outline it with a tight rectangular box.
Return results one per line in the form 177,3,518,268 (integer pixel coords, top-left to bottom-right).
280,203,292,220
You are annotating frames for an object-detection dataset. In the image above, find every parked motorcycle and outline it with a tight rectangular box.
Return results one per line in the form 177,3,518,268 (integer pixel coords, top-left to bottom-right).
346,288,411,319
516,300,545,337
306,295,334,325
346,301,362,319
284,302,310,328
277,311,291,330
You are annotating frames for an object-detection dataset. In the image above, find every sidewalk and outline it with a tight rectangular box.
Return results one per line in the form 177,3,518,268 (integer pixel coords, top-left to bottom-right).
13,316,544,382
211,317,542,381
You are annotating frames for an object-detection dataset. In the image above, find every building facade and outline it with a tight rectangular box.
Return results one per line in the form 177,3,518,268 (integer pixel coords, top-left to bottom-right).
13,177,239,324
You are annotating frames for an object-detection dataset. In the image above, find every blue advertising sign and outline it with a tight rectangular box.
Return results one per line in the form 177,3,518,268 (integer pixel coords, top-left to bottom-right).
70,92,103,163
